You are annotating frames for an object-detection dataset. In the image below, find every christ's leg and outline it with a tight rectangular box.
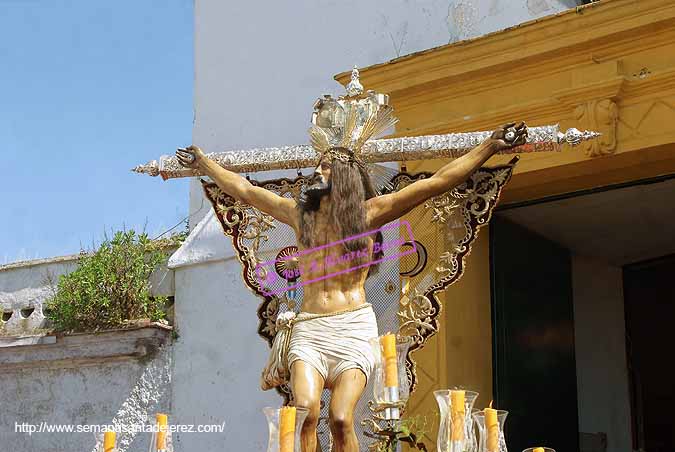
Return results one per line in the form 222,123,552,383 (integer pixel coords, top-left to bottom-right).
290,360,325,452
328,369,367,452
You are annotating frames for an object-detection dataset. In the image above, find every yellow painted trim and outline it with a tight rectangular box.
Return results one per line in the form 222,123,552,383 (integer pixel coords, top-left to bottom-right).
333,0,675,204
336,0,675,96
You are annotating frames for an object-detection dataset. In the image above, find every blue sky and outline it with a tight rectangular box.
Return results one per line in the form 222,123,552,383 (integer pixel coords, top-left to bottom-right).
0,1,193,263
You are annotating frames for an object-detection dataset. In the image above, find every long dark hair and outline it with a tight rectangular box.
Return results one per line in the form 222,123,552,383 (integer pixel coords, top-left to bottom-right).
297,157,383,279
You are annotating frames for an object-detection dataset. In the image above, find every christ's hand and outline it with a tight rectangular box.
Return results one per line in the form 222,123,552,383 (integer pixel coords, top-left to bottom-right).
177,144,300,230
176,145,207,169
488,121,528,152
366,120,528,228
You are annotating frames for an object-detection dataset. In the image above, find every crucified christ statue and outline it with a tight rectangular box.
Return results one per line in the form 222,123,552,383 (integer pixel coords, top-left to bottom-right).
176,121,527,452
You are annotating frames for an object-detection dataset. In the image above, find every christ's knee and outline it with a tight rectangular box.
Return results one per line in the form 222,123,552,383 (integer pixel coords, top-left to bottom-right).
328,409,354,439
295,398,321,430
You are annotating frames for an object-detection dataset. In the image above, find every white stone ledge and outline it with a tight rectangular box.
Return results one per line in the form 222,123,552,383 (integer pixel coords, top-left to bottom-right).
0,334,57,347
0,322,172,372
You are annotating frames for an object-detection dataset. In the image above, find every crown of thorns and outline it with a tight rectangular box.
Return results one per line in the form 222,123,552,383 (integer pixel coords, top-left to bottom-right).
323,147,366,168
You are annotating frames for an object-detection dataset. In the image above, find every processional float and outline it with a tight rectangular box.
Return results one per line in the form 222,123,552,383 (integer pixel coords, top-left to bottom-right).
134,67,598,452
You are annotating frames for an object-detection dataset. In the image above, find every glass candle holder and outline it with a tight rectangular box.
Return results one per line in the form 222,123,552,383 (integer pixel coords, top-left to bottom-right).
369,334,413,420
263,406,310,452
434,389,479,452
523,448,556,452
148,413,173,452
473,409,508,452
471,408,481,448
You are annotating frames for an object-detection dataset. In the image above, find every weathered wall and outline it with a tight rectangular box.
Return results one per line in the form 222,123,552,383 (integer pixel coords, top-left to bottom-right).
0,256,175,452
445,0,579,42
0,257,78,336
0,327,173,452
170,240,277,451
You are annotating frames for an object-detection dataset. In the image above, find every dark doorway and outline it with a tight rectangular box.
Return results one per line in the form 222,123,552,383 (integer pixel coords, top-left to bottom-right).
624,254,675,452
490,216,580,452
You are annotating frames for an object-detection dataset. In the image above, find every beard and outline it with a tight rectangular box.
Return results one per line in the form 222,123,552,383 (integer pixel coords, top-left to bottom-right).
298,175,331,212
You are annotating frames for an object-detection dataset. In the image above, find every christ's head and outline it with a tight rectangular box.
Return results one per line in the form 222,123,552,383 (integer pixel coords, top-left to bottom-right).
297,148,383,277
297,156,333,212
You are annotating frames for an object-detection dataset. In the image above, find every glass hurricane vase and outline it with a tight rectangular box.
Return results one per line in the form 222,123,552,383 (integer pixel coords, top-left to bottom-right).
263,406,309,452
369,334,413,420
434,390,479,452
473,409,508,452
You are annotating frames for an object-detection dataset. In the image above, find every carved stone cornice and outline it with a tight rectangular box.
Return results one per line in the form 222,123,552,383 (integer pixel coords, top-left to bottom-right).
621,67,675,104
336,0,675,96
334,0,675,148
328,0,675,203
553,76,625,107
395,72,626,146
399,99,569,137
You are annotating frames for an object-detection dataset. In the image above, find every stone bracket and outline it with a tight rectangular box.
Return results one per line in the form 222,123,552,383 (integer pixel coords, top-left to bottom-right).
554,77,624,157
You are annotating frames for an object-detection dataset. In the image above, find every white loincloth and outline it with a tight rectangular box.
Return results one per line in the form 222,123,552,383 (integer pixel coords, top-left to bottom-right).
287,303,379,388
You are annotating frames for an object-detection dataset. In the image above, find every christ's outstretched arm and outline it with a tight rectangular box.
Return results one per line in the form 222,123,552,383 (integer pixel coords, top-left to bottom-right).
176,145,299,230
365,122,527,229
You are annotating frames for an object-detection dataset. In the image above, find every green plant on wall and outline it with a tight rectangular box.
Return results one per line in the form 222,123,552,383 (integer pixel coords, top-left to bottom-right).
45,230,173,332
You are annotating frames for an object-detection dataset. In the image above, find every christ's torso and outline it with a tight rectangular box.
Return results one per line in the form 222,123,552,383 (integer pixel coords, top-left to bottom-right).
293,206,374,315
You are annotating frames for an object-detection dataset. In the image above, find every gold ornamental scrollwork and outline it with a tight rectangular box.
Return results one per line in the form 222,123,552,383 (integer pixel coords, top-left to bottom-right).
398,288,437,347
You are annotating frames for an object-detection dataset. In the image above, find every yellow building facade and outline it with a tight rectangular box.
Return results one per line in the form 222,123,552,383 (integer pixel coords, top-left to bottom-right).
338,0,675,448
